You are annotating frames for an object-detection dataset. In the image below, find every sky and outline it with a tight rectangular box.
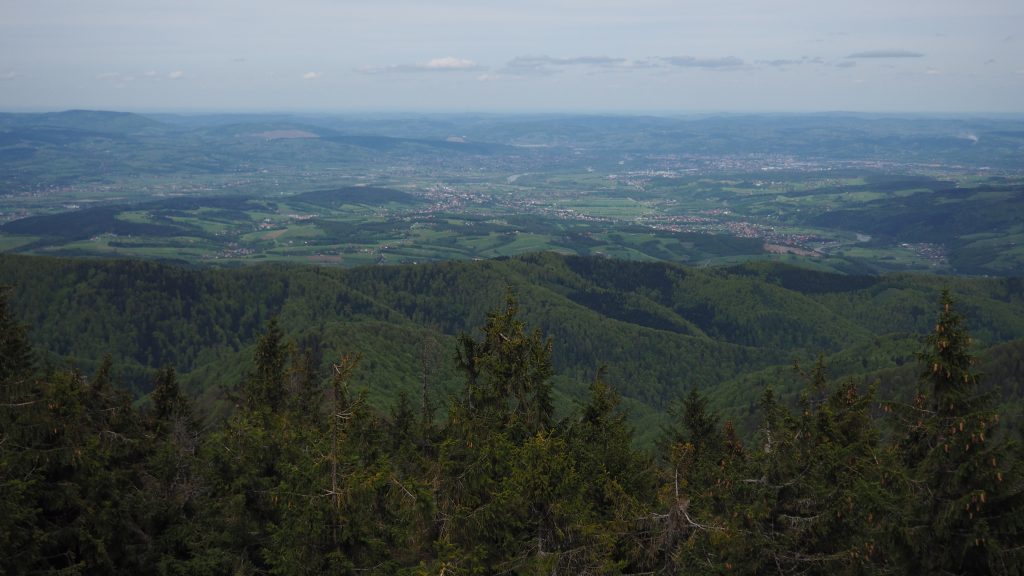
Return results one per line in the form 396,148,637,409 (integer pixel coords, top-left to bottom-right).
1,0,1022,114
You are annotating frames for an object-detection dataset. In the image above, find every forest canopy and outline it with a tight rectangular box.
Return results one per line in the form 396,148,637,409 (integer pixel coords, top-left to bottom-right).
1,277,1022,574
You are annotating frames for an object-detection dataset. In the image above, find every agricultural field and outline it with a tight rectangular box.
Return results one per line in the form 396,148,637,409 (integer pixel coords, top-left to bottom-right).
3,171,1022,275
2,111,1023,275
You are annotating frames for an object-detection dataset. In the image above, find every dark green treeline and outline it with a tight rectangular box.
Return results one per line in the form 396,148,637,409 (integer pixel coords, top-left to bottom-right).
5,252,1024,447
2,287,1023,575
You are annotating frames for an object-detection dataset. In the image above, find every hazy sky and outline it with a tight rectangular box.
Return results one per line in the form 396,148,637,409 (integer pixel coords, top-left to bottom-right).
2,0,1021,113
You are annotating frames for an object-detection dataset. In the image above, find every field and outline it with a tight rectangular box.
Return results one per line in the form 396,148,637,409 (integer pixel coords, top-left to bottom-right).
4,173,1022,275
2,111,1024,275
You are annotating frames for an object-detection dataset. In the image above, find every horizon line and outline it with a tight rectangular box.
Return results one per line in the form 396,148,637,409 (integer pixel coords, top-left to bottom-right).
4,107,1024,119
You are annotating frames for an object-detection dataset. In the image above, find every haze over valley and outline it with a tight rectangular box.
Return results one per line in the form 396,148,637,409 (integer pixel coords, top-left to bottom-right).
2,110,1023,276
3,2,1024,574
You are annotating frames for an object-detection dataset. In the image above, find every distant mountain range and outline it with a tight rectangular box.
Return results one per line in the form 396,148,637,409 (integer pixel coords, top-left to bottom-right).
3,110,1024,180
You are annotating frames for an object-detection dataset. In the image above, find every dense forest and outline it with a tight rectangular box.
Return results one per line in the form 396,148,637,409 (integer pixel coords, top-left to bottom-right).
3,253,1024,441
2,257,1024,573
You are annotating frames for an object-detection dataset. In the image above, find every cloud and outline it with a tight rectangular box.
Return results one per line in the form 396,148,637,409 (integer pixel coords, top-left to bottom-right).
94,71,136,89
661,56,745,69
496,54,750,76
755,56,828,70
835,61,857,68
359,57,481,74
1,71,16,80
846,50,924,59
302,71,321,80
496,53,756,77
425,57,477,70
101,70,178,82
508,55,627,69
502,55,659,76
760,59,803,67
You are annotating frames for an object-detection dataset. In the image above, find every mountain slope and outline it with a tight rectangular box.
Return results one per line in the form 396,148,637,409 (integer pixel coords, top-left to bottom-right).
1,252,1022,440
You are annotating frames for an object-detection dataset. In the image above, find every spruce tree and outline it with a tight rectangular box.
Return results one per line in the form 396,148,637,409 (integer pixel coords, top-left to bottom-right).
0,287,38,575
438,292,558,571
247,316,288,414
454,291,554,438
140,365,204,573
714,362,896,575
0,287,33,387
566,367,654,573
648,386,736,575
198,319,296,573
895,289,1024,574
150,366,191,426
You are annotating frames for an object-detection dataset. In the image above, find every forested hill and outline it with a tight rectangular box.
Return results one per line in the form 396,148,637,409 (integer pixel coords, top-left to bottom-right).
3,255,1024,574
2,252,1023,439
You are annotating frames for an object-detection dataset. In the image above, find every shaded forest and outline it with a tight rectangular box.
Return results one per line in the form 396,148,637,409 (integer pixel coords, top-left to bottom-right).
3,252,1024,442
2,280,1023,574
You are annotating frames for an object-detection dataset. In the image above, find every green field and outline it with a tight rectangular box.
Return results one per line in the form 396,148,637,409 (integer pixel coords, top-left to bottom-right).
3,112,1024,275
3,171,1022,275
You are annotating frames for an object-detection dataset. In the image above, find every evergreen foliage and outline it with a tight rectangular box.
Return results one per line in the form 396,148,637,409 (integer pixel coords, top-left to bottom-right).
893,290,1024,574
4,251,1024,436
0,280,1022,574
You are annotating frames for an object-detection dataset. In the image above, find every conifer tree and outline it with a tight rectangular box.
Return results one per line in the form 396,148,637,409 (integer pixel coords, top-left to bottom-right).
199,318,297,573
0,287,39,575
708,360,897,575
140,365,205,572
90,353,115,393
648,386,735,575
0,288,32,384
564,367,654,573
437,292,558,571
454,291,554,437
895,289,1024,574
1,360,152,574
247,316,288,414
659,386,721,464
151,366,191,426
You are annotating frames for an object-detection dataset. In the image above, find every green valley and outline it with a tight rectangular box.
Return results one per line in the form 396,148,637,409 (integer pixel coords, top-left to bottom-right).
3,112,1024,275
3,112,1024,575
